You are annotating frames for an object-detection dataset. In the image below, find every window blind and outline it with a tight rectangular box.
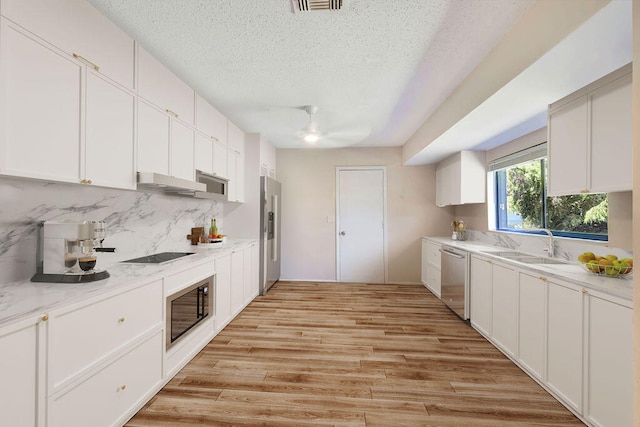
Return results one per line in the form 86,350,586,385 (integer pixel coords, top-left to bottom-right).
488,143,547,171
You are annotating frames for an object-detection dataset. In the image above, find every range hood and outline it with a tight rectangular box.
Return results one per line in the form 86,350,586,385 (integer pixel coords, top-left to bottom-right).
137,172,205,193
136,171,228,201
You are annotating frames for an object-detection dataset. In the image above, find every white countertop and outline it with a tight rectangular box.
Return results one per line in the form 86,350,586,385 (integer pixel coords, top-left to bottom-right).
0,239,257,329
424,236,632,304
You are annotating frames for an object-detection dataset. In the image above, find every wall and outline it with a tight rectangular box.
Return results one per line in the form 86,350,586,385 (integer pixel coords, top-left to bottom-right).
0,176,222,284
456,127,633,250
403,0,610,163
277,147,453,283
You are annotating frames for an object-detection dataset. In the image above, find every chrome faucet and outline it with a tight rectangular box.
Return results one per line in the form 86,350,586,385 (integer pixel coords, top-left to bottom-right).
529,228,554,257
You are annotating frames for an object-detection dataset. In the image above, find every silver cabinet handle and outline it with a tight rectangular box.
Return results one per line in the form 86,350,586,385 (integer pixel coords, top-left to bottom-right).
340,231,346,236
440,249,465,259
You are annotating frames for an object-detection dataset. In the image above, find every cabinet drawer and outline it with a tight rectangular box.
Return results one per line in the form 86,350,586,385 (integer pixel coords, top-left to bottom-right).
49,331,163,427
426,242,441,268
49,280,162,389
164,259,215,295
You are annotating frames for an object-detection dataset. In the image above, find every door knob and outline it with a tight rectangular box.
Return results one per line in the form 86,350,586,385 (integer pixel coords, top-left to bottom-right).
340,231,346,236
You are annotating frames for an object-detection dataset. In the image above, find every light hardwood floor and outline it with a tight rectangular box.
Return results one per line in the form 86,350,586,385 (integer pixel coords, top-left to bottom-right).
127,282,584,426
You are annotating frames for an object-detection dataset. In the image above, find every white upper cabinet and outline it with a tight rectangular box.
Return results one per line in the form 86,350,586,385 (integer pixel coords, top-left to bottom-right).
170,120,195,181
137,100,171,175
137,45,194,125
226,121,246,202
195,94,227,145
548,63,632,196
260,137,277,179
194,133,214,175
227,120,245,156
0,19,135,190
1,0,135,89
0,20,82,183
435,151,486,207
85,72,135,189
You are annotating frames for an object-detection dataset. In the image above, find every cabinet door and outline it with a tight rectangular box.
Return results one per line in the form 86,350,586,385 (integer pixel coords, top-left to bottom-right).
420,240,429,285
0,319,39,427
215,254,232,332
589,75,632,193
547,96,588,196
250,243,260,301
585,294,632,427
137,100,170,175
48,331,162,427
236,154,245,203
546,280,583,413
1,0,135,89
230,250,244,316
195,94,227,144
227,152,238,202
85,72,135,189
517,272,546,380
194,133,214,175
491,263,517,357
170,120,195,181
0,22,81,183
469,256,492,337
243,246,253,305
137,45,194,124
213,141,228,179
227,120,245,156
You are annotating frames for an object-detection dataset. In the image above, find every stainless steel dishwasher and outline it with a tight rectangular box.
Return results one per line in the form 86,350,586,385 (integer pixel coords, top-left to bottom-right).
440,245,470,320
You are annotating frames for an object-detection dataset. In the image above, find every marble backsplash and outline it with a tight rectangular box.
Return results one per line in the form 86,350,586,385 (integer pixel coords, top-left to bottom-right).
464,230,632,261
0,176,222,284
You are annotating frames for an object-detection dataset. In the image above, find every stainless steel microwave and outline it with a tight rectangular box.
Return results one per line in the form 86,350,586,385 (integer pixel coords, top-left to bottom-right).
166,275,214,350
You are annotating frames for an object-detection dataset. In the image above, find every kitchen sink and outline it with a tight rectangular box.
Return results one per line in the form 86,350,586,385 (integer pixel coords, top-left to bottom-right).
482,250,570,265
482,250,530,257
510,256,569,265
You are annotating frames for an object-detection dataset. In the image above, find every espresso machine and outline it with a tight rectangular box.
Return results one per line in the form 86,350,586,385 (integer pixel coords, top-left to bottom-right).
31,220,115,283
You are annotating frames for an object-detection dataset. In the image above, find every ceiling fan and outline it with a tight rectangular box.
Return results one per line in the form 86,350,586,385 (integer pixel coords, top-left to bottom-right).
297,105,323,144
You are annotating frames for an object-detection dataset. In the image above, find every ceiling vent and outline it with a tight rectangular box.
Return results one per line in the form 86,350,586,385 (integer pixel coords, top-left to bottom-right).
294,0,345,12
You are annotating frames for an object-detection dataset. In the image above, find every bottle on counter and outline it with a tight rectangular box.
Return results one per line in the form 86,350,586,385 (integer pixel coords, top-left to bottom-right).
209,218,218,238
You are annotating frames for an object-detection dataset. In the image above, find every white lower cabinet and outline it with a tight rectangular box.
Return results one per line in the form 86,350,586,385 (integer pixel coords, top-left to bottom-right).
469,256,632,426
230,249,244,317
243,243,259,305
0,315,45,427
546,279,583,414
46,278,163,427
48,280,162,391
421,239,441,297
584,293,632,427
48,331,163,427
517,272,546,380
215,253,232,332
469,255,492,337
490,263,517,357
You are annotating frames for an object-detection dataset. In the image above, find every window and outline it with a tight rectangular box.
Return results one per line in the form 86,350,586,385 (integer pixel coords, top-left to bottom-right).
492,144,607,241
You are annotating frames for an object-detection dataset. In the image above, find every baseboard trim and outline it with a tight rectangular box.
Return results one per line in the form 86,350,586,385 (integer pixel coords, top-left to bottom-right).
278,279,422,285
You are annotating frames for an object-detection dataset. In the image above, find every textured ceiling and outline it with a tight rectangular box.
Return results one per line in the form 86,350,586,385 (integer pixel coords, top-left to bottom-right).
86,0,534,153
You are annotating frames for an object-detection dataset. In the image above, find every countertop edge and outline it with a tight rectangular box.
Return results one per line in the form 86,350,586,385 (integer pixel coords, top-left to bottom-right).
422,236,632,305
0,239,259,330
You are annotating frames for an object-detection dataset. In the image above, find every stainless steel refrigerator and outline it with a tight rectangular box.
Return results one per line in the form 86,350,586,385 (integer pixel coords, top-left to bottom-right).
259,176,281,295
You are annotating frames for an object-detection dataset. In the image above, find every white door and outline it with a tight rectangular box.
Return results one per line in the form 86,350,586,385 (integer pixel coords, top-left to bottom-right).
337,168,386,283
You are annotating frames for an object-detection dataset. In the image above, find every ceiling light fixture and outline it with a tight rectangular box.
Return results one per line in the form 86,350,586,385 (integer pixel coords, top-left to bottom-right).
300,105,321,144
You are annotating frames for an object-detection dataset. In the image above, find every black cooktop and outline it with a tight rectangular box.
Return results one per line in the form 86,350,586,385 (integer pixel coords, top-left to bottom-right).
123,252,195,264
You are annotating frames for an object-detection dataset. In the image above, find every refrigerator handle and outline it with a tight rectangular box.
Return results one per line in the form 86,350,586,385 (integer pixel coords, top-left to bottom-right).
271,194,278,262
